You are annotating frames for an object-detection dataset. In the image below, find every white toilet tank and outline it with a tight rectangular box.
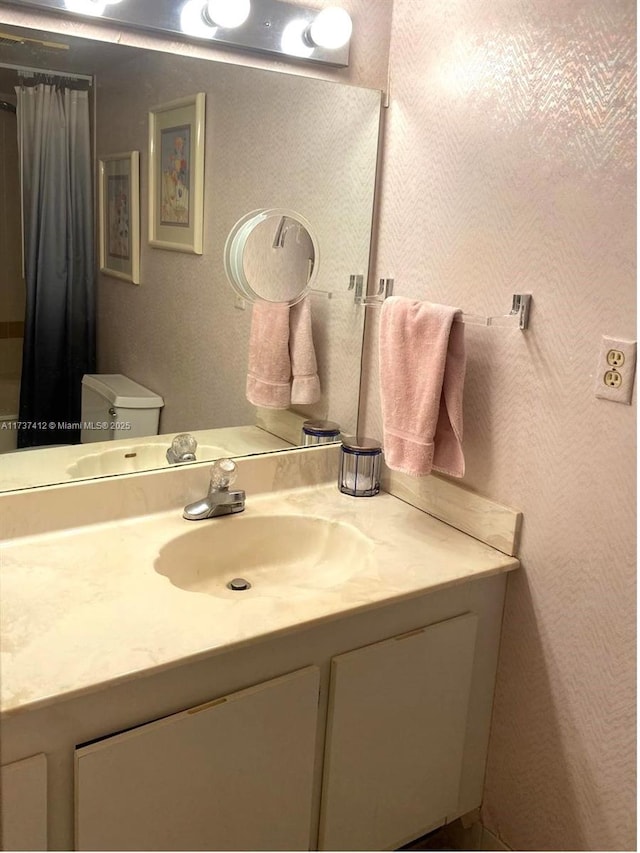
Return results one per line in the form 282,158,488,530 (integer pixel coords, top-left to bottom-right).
81,375,164,444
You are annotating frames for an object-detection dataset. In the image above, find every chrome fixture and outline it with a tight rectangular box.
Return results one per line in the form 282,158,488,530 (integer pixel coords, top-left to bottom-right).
307,276,395,306
361,285,532,330
456,293,532,330
227,577,252,591
183,458,246,520
166,433,198,465
16,0,352,67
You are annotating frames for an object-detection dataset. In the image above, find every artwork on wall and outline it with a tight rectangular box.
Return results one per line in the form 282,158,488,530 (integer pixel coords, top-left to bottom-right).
148,93,205,254
99,151,141,284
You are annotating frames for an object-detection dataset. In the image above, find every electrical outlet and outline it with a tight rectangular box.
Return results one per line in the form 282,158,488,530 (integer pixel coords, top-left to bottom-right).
607,349,625,368
595,336,637,404
604,370,622,388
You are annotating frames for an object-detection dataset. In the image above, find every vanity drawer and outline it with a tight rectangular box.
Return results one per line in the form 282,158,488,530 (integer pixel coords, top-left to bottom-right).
75,666,320,851
319,613,478,851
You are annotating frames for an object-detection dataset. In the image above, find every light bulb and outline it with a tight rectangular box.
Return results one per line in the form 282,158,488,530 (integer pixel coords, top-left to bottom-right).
205,0,250,28
308,6,352,49
281,18,314,58
180,0,217,37
64,0,107,16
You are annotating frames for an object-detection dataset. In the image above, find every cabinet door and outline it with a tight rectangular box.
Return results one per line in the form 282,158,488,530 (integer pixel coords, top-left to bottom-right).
75,666,319,851
319,613,478,851
0,754,47,852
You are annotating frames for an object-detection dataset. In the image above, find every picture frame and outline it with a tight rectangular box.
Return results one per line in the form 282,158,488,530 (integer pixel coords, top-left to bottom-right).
148,93,205,254
99,151,140,284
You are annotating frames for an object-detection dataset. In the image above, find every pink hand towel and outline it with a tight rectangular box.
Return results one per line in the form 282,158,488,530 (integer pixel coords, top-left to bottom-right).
246,296,321,409
379,297,466,478
290,297,321,405
246,301,291,409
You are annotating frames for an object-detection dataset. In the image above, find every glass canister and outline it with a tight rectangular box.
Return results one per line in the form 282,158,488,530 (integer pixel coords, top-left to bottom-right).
338,436,382,497
302,420,341,446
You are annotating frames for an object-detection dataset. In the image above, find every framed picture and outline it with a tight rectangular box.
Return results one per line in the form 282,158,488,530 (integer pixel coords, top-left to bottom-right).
99,151,140,284
148,93,205,254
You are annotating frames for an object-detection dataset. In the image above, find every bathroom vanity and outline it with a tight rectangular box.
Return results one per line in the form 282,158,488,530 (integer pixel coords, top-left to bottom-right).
0,448,519,851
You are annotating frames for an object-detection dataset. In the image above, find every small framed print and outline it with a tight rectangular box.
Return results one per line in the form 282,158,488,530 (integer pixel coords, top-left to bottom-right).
148,93,205,254
99,151,140,284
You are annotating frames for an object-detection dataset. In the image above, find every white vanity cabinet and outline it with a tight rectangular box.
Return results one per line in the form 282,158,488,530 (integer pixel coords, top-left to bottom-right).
319,613,478,851
75,667,320,851
73,612,485,852
1,572,510,851
0,754,48,851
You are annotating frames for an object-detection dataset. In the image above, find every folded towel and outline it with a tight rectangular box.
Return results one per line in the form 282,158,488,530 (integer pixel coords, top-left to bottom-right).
246,296,321,409
379,297,466,478
246,301,291,409
290,297,321,405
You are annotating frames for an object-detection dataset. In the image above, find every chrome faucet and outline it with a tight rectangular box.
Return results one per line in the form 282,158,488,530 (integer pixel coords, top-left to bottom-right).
167,433,198,465
183,459,245,521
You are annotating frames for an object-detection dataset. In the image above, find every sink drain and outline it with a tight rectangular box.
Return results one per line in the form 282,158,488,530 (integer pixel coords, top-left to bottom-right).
227,578,252,591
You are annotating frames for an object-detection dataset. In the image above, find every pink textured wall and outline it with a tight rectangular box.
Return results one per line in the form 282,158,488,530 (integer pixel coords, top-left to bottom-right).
361,0,636,849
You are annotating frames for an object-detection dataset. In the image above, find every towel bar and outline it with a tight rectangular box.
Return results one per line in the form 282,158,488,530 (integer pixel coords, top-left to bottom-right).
362,286,532,330
458,293,532,331
310,276,394,305
292,277,532,331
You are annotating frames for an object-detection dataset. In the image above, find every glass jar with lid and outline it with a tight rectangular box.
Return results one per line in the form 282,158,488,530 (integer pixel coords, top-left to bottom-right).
338,436,382,497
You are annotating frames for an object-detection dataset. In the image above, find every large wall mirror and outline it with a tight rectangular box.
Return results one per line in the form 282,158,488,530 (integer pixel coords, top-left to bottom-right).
0,20,382,492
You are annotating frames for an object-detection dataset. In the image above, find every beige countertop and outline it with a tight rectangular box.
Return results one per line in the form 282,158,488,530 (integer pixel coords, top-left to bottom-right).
0,483,518,717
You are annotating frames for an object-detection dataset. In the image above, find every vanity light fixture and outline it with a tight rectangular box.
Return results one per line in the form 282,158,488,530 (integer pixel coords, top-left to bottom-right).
180,0,352,64
18,0,352,67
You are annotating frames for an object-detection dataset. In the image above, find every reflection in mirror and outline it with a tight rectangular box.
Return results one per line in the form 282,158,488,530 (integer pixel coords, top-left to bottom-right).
0,23,382,493
224,209,318,305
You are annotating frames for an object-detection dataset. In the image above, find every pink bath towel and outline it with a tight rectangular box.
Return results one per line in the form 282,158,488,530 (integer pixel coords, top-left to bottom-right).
379,297,466,478
246,297,321,409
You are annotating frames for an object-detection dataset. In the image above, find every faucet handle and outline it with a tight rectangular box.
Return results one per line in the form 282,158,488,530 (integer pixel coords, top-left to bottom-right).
171,433,198,459
210,458,237,490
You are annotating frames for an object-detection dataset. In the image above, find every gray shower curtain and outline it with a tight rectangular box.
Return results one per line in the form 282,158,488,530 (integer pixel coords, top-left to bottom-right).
17,83,95,448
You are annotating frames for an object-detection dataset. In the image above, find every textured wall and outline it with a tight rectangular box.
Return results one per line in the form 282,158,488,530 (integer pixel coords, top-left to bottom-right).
362,0,636,849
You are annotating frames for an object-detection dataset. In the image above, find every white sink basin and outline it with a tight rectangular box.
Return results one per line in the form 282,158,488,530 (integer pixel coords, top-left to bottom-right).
154,514,374,596
67,444,225,478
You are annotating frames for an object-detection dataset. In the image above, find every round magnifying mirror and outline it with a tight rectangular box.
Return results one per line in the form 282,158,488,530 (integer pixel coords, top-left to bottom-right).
224,208,319,305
